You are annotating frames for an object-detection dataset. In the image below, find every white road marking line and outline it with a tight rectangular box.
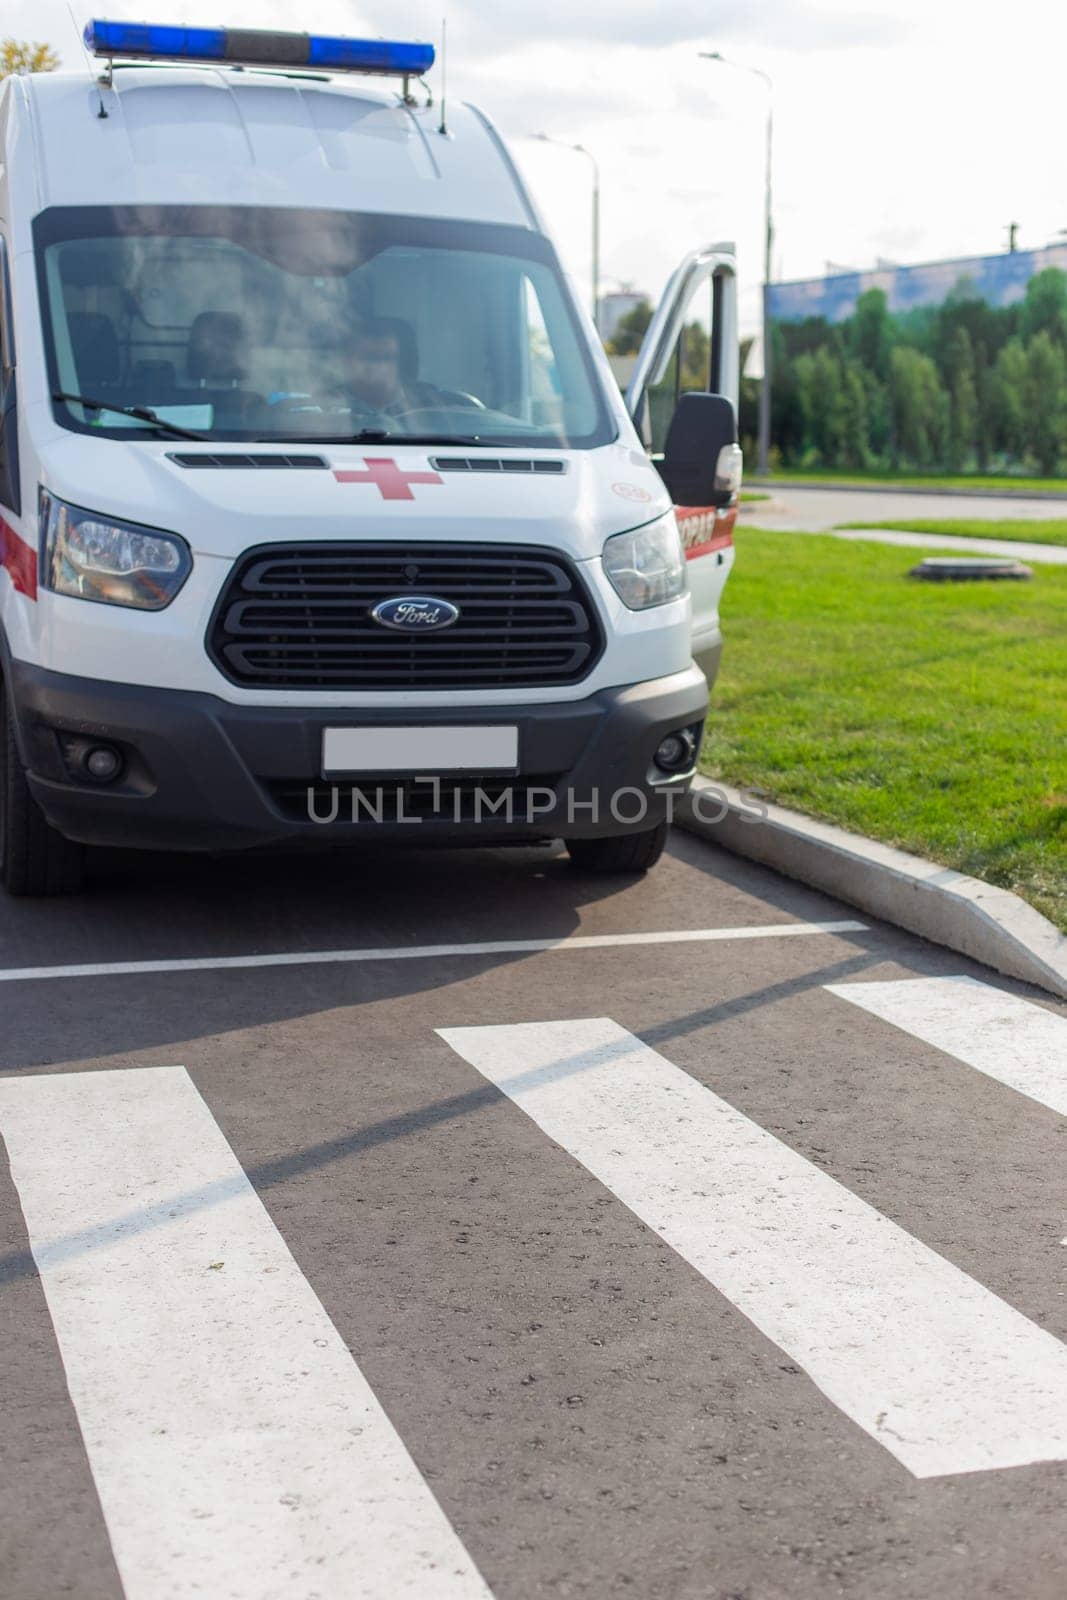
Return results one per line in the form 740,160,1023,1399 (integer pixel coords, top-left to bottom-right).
825,975,1067,1118
0,921,866,984
0,1067,494,1600
438,1017,1067,1480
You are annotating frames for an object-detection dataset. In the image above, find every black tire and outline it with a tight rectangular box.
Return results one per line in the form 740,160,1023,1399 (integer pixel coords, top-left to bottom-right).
0,684,85,896
564,819,669,875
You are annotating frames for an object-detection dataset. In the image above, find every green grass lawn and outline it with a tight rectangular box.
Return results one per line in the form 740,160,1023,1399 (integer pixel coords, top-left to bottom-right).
832,518,1067,548
752,468,1067,495
702,527,1067,930
740,490,770,503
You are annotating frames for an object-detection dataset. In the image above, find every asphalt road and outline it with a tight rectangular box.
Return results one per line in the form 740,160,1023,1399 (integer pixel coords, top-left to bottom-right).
747,483,1067,531
1,831,1064,1600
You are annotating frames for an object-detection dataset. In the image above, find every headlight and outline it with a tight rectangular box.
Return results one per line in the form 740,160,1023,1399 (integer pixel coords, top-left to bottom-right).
39,490,192,610
602,516,686,610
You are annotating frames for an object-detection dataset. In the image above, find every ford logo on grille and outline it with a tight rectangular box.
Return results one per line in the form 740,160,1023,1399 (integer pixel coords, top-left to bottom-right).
370,595,460,632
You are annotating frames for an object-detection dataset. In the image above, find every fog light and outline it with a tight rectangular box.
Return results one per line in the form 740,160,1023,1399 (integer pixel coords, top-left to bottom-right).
84,744,123,783
654,729,696,774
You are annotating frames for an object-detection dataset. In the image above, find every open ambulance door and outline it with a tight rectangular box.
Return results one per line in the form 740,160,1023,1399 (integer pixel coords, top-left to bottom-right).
625,243,741,685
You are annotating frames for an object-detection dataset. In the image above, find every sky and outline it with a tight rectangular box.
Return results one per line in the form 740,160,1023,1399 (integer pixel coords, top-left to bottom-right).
6,0,1067,349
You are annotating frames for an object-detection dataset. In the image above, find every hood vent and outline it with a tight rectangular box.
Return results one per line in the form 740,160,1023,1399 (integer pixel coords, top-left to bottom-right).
430,457,567,475
167,453,328,470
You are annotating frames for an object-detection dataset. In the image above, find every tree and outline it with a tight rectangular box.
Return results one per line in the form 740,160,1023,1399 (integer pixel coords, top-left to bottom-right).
792,350,826,462
792,346,866,468
1,40,59,76
737,336,759,455
944,326,979,471
848,288,893,382
888,346,947,467
606,299,653,357
1022,331,1067,476
974,360,995,472
989,338,1027,461
1019,268,1067,348
679,320,709,390
861,368,891,463
840,359,872,470
936,279,1005,370
769,321,806,464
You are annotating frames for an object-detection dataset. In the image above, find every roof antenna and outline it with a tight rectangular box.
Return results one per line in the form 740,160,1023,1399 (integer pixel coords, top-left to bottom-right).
68,4,108,116
437,15,449,135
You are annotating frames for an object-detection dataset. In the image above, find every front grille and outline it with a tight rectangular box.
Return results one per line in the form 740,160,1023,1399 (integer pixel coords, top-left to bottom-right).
208,542,603,690
267,774,564,825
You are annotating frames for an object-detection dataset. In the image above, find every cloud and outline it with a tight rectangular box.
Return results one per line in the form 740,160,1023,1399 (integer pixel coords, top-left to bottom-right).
12,0,1061,345
870,224,930,256
442,0,910,55
9,0,910,75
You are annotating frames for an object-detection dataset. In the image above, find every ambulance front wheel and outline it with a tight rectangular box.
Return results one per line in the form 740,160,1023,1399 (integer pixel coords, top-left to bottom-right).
564,818,669,875
0,682,85,897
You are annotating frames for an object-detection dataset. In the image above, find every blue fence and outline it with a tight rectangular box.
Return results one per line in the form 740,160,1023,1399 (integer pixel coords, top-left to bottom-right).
768,243,1067,325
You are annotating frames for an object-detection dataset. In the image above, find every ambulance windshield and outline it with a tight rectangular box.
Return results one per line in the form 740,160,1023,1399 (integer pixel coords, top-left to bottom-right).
34,205,615,448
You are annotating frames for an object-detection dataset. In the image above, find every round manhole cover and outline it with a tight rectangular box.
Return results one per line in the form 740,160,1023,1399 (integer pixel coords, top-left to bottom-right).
908,556,1033,581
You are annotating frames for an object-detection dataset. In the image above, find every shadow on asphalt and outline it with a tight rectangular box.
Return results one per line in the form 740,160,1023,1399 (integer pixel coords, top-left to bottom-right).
0,824,1007,1287
0,828,976,1074
0,940,889,1289
0,825,991,1286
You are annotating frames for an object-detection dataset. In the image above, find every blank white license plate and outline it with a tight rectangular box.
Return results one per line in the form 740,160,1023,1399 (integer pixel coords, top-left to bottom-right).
322,725,519,775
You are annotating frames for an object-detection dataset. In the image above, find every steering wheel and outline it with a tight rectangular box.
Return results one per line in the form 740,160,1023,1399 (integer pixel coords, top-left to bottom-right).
264,395,394,428
383,399,486,426
434,388,487,410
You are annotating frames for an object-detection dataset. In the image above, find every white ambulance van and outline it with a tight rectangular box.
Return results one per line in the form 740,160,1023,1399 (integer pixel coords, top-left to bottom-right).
0,20,741,894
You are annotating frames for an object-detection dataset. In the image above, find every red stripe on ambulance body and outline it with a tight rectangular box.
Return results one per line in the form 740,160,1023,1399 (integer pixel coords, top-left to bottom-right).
0,514,37,600
675,503,736,561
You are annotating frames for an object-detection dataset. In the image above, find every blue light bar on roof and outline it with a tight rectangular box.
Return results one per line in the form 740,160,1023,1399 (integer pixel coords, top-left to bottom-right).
82,19,435,77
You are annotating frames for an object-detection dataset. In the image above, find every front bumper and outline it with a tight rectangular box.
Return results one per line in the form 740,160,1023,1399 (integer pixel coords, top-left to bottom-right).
7,659,709,853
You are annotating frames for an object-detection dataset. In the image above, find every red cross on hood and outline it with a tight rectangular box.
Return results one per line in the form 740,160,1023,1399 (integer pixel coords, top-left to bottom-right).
333,457,444,501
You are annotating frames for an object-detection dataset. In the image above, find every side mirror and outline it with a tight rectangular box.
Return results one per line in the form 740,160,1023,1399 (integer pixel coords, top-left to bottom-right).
657,392,740,509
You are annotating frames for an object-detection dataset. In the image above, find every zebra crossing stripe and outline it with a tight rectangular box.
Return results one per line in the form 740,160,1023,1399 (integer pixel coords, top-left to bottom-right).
824,975,1067,1117
0,921,867,985
438,1017,1067,1479
0,1067,494,1600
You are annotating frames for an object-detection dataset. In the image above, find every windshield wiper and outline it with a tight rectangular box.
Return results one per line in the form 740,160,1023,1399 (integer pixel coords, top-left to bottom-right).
353,430,491,446
52,392,210,442
253,427,493,446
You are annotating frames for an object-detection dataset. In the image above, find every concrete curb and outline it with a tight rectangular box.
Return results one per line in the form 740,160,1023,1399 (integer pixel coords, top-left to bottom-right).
675,778,1067,1001
747,478,1067,502
738,497,788,517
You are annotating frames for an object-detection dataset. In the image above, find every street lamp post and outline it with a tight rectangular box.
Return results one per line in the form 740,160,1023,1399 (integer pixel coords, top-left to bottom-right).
533,133,601,334
699,52,774,475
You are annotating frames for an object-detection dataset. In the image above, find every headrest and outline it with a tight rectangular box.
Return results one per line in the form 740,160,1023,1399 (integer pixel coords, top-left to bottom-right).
187,312,247,383
68,312,120,386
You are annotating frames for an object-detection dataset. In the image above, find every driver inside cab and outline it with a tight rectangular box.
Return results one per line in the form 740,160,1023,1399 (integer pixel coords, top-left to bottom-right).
339,317,450,416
